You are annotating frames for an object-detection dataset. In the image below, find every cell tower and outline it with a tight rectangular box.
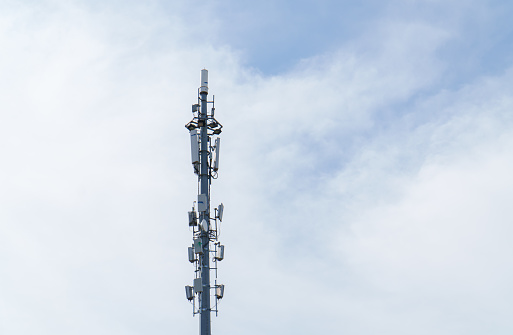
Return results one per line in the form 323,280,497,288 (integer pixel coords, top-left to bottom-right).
184,69,224,335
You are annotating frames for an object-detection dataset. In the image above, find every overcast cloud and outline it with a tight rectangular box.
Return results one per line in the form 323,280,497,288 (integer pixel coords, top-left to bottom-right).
1,1,513,334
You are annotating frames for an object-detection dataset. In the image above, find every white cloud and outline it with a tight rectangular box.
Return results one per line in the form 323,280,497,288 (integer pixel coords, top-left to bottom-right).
1,1,513,334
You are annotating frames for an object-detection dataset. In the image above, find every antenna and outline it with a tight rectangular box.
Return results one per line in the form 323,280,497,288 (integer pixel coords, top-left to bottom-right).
188,209,197,226
189,129,199,174
213,138,220,172
217,203,224,222
184,69,225,335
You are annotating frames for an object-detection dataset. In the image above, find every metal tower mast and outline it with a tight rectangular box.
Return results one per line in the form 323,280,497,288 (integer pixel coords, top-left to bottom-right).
185,69,225,335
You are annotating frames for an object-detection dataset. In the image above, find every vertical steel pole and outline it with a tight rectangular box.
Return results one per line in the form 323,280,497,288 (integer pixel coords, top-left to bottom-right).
199,69,211,335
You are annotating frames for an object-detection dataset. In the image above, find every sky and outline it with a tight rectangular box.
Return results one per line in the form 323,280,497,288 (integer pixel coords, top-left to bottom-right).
1,0,513,334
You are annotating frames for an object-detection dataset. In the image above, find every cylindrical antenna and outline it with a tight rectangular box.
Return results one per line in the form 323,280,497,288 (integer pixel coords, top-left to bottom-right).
200,69,208,94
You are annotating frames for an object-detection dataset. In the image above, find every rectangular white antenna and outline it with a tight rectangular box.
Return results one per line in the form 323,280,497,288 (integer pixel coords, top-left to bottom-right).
198,194,207,212
213,138,220,171
194,278,203,293
215,245,224,261
217,203,224,222
216,285,224,299
188,247,196,263
185,286,194,300
188,210,197,226
194,239,203,254
190,129,199,164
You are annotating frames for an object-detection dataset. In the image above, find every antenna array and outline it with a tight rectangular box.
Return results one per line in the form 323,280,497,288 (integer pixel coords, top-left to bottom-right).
184,69,224,335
